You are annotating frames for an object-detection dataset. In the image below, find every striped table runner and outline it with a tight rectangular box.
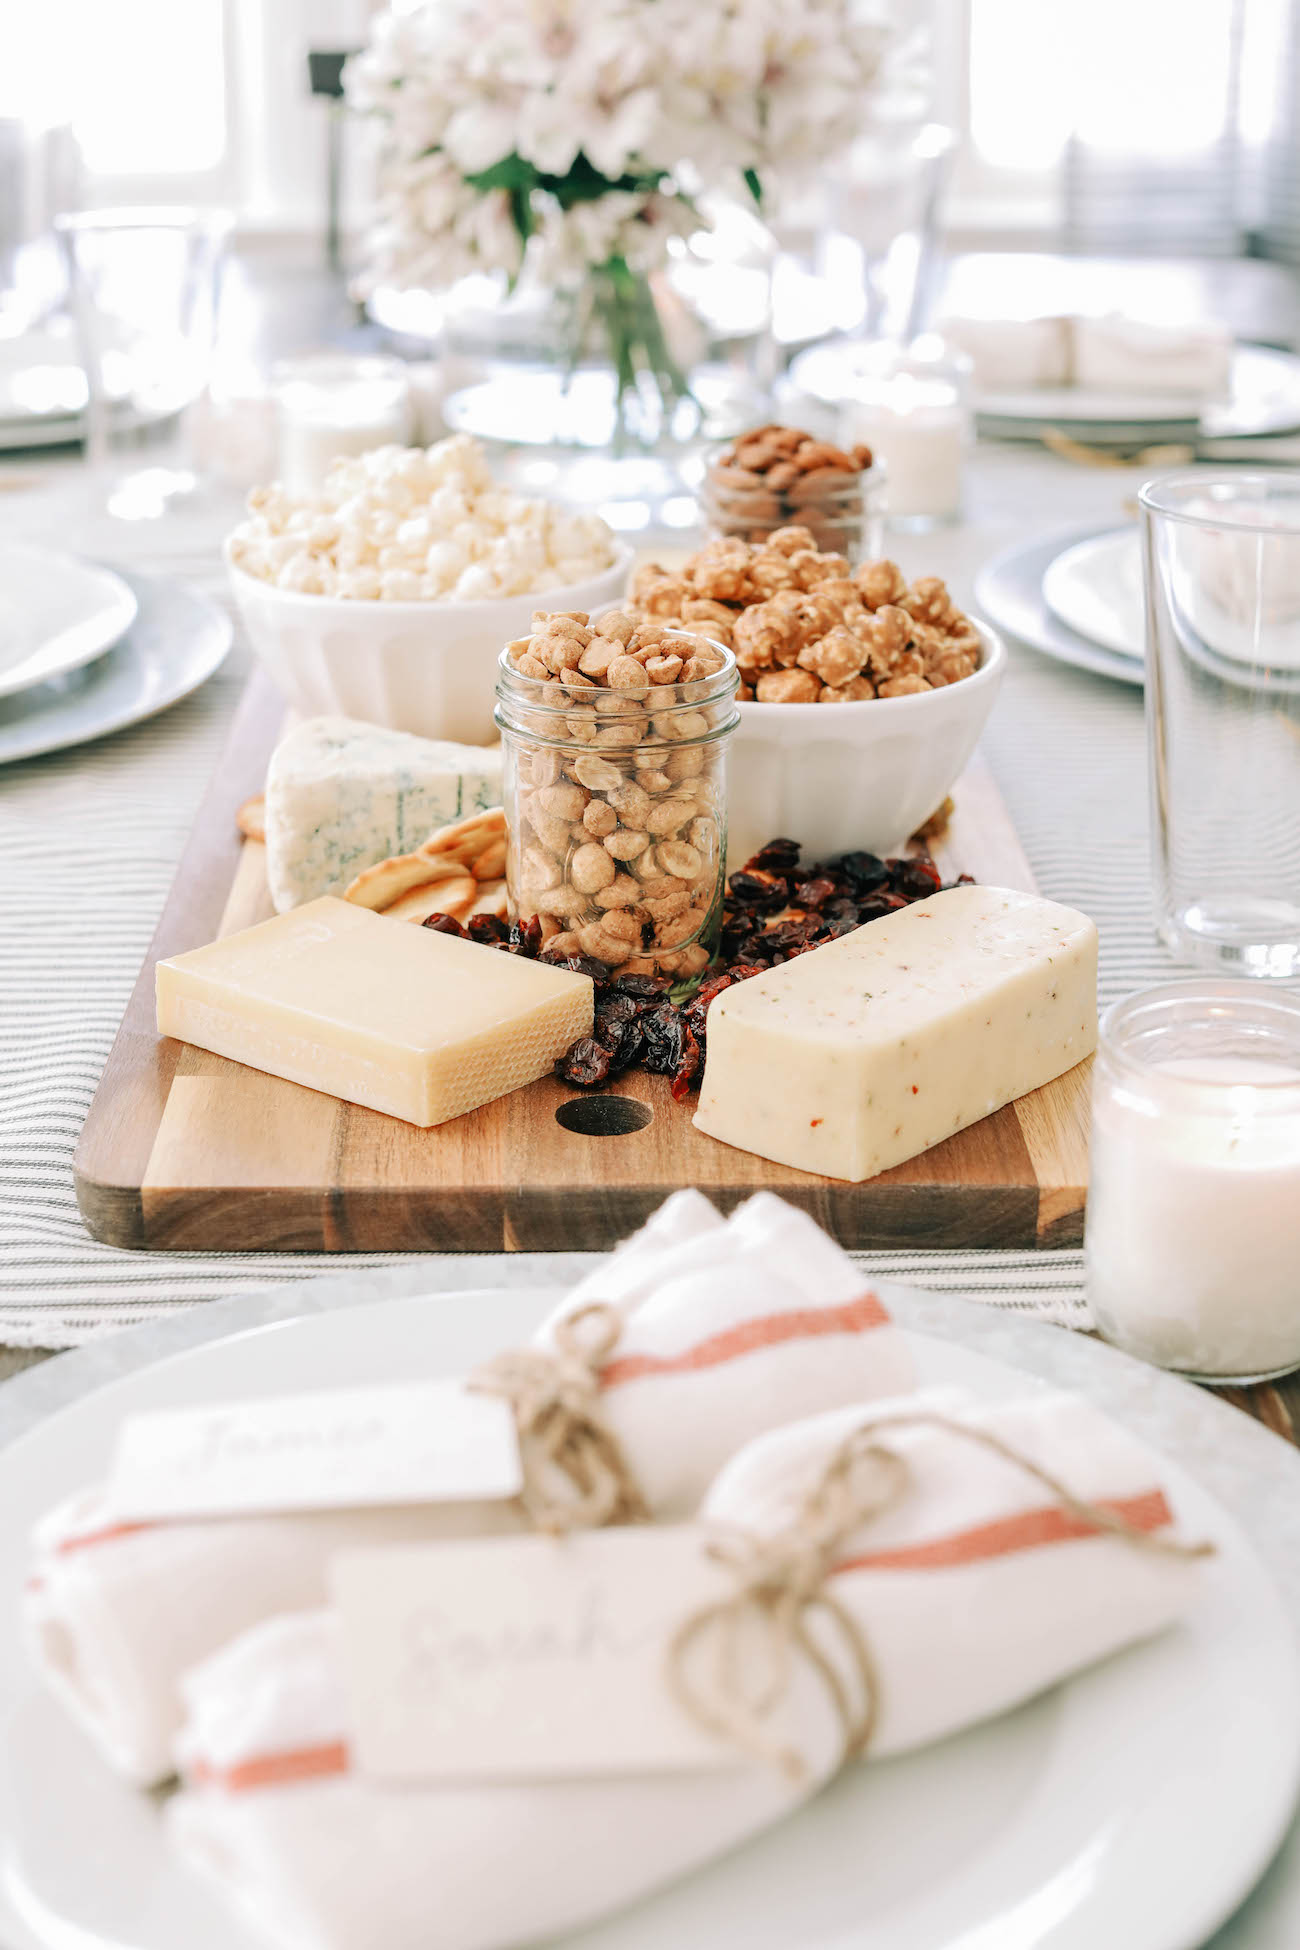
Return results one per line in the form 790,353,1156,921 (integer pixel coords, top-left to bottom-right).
0,453,1179,1345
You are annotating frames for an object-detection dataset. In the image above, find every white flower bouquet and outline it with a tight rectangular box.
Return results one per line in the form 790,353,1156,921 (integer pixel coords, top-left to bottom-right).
348,1,916,438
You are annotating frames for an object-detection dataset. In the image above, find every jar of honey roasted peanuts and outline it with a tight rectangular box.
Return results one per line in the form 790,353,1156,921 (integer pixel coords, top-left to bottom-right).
495,609,740,988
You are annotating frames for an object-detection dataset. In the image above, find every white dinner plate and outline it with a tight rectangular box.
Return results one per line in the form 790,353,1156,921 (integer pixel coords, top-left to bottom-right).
0,544,138,699
0,566,231,764
975,526,1145,688
789,342,1300,447
1042,527,1143,659
0,1288,1295,1950
1042,525,1300,690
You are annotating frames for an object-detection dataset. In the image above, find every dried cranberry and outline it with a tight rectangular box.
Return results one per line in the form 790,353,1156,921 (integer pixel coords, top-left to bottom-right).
727,870,788,911
540,952,611,983
799,876,838,910
422,913,467,937
886,855,942,899
466,913,510,944
611,972,669,1000
746,838,801,872
641,1003,685,1075
838,850,888,890
761,920,814,954
555,1036,613,1087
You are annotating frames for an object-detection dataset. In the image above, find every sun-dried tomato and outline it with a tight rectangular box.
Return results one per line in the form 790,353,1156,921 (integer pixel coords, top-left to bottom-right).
669,1027,703,1101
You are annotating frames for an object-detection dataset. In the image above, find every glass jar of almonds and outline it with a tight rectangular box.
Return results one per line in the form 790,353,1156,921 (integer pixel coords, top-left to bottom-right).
494,609,740,989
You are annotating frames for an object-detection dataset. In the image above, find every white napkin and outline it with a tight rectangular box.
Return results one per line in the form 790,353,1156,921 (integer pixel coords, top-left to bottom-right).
1071,315,1232,399
25,1192,913,1785
166,1385,1204,1950
937,314,1071,391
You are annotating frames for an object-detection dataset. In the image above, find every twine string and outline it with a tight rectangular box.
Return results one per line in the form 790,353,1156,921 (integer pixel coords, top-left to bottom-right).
667,1410,1213,1781
469,1302,650,1534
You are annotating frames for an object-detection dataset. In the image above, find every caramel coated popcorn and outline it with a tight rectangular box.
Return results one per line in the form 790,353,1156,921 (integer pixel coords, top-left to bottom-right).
630,530,981,703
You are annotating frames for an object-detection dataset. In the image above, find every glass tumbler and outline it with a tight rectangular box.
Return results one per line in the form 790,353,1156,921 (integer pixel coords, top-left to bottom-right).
57,205,230,519
1140,473,1300,978
1085,982,1300,1383
495,632,739,989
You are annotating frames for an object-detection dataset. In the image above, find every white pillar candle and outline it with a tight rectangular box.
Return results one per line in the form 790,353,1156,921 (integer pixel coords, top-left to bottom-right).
843,374,966,523
274,356,413,497
1085,985,1300,1381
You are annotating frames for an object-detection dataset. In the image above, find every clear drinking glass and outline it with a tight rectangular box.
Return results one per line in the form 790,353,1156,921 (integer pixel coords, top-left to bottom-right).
56,205,230,519
1140,474,1300,978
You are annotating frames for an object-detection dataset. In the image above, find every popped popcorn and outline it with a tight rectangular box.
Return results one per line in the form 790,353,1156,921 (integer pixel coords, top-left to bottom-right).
226,435,617,602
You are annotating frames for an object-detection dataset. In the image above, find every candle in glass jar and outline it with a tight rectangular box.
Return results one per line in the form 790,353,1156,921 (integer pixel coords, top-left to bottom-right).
840,343,970,528
274,356,413,496
1085,985,1300,1381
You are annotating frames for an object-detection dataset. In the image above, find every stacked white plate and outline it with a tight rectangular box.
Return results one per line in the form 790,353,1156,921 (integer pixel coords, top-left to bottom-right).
974,524,1146,688
977,519,1300,693
0,543,231,763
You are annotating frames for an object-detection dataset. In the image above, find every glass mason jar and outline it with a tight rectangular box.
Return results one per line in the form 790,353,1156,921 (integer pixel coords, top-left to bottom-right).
700,444,887,562
1085,981,1300,1383
495,631,739,988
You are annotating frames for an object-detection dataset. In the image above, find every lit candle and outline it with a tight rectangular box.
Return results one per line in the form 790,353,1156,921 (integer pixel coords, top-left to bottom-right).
840,341,970,529
1085,984,1300,1381
274,355,413,496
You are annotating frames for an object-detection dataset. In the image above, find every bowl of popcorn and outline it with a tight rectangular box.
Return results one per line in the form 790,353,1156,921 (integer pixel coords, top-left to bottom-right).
629,527,1006,868
224,434,633,744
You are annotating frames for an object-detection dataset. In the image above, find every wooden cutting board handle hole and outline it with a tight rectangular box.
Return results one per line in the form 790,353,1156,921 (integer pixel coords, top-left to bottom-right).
555,1097,655,1138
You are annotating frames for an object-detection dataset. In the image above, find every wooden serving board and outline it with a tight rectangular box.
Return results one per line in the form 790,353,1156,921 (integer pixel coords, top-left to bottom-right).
75,670,1092,1254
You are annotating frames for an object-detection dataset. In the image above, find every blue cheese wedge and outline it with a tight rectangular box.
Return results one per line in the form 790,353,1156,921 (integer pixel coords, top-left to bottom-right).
265,717,502,912
693,885,1097,1182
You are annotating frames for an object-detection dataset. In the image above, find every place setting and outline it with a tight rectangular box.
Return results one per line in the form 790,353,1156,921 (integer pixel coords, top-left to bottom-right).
3,5,1300,1949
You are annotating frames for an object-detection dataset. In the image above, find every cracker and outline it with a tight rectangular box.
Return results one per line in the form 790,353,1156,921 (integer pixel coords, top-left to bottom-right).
344,849,470,911
236,794,266,843
384,874,478,924
470,838,507,883
466,880,509,921
418,805,506,865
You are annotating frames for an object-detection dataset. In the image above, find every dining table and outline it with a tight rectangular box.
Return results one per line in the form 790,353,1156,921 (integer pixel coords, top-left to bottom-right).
2,243,1300,1948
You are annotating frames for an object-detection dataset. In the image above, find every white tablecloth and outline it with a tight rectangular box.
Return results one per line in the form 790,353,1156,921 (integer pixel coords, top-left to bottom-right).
0,449,1175,1345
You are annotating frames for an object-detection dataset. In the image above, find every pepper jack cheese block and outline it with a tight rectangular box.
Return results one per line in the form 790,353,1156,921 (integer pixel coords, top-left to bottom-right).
156,899,593,1128
265,717,502,912
693,885,1097,1182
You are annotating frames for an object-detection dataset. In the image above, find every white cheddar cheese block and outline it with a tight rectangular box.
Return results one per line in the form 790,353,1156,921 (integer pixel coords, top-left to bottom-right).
265,717,502,912
1071,316,1232,400
156,898,593,1128
693,885,1097,1182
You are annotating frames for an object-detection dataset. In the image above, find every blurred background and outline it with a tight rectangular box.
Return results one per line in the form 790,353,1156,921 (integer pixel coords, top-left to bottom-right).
3,0,1300,521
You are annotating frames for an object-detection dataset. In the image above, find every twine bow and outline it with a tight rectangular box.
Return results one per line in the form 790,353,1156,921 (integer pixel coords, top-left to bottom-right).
667,1411,1213,1782
469,1302,650,1534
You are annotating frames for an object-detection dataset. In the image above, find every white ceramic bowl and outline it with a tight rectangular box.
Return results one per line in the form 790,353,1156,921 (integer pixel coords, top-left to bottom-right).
224,541,636,744
726,619,1007,869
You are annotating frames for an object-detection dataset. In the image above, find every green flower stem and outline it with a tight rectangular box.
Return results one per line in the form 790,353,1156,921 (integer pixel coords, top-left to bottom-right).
587,255,696,450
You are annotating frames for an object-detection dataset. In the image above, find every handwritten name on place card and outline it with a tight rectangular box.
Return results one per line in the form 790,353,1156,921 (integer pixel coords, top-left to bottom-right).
107,1380,522,1522
331,1527,742,1780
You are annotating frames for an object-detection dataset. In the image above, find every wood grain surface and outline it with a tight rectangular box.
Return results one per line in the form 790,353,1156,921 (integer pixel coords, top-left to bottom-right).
75,669,1093,1256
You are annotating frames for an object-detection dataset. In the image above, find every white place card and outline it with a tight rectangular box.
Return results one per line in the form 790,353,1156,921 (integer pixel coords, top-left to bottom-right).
107,1379,522,1522
331,1526,742,1780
